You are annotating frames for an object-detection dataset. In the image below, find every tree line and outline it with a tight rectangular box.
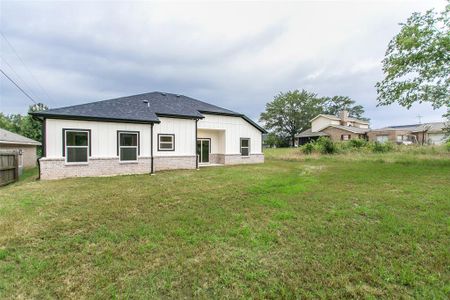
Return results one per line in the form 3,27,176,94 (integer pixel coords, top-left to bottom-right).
0,103,47,153
259,90,367,147
1,3,447,151
261,3,449,147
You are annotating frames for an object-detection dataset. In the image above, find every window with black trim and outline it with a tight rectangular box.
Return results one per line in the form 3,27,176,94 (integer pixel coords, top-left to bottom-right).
118,131,139,161
158,134,175,151
341,134,351,141
240,138,250,156
65,130,89,163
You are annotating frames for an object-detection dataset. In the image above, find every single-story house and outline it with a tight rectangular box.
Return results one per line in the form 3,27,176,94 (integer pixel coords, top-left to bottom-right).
368,122,448,145
295,110,370,145
30,92,266,180
0,128,41,171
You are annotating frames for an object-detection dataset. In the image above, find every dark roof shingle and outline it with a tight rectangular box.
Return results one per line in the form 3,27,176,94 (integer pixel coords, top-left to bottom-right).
31,91,266,132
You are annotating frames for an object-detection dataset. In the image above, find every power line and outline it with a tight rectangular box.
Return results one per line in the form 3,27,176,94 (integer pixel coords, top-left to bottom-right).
0,32,54,103
0,68,37,104
0,55,40,101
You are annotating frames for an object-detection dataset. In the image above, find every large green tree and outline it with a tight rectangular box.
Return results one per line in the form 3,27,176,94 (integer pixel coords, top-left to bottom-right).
0,103,47,146
259,90,324,146
376,4,450,109
323,96,367,120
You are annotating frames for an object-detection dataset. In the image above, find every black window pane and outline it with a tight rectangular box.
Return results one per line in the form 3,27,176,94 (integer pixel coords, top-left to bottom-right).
67,131,88,146
120,148,137,161
120,133,137,146
241,147,249,156
160,136,173,143
241,139,249,147
67,148,88,162
160,142,173,149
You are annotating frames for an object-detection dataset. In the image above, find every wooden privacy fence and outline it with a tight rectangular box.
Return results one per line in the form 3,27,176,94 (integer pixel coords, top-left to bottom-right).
0,151,19,186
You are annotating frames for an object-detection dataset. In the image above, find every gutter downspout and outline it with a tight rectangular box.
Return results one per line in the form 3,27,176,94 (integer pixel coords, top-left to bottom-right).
38,117,45,180
150,123,154,175
195,119,199,170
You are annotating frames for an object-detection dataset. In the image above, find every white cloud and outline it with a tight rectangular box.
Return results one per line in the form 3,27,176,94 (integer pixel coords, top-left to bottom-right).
0,0,447,126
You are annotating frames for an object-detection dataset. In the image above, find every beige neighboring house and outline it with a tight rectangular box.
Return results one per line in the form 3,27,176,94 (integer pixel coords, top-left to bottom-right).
368,122,448,145
0,128,41,169
295,110,370,146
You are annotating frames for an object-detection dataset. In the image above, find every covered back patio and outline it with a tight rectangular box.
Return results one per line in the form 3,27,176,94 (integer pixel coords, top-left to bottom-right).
197,129,226,165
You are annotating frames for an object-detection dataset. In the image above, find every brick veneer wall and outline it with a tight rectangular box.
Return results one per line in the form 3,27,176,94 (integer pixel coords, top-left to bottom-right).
39,154,263,180
153,156,196,171
39,157,152,180
209,154,225,164
223,154,264,165
321,127,366,142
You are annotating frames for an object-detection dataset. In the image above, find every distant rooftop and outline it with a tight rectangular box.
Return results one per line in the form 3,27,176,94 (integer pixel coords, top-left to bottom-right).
0,128,41,146
378,122,447,133
310,114,369,124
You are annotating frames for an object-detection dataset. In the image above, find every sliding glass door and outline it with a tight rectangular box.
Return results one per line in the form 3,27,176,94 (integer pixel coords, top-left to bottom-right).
196,139,210,163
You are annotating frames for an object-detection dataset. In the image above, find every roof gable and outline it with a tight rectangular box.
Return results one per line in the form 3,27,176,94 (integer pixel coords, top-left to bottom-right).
30,91,267,132
0,128,41,146
310,114,369,125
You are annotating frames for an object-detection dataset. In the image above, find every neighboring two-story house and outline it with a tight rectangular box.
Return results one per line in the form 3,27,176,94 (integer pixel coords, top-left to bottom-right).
295,111,370,146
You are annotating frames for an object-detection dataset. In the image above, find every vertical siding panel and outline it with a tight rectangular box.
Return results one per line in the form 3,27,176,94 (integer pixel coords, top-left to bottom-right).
45,119,152,158
198,114,263,155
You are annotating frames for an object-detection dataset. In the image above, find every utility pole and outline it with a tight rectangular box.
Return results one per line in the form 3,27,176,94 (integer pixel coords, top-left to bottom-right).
416,114,423,124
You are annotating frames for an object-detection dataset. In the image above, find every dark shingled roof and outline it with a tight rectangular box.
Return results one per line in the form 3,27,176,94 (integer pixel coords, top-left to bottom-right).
31,91,266,133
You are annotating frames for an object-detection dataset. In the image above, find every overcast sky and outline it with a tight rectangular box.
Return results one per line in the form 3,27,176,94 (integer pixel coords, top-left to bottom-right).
0,0,447,128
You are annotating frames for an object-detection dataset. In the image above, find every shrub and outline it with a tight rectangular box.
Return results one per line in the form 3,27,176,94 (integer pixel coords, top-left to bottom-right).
316,137,337,154
348,138,367,148
446,141,450,152
371,141,394,153
301,142,314,154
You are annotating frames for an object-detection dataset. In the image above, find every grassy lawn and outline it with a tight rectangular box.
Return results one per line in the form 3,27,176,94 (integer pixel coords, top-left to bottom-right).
1,149,449,298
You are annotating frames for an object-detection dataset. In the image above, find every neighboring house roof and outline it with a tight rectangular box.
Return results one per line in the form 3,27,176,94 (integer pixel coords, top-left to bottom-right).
295,128,329,138
310,114,369,125
325,124,369,134
30,91,267,133
372,122,447,133
0,128,41,146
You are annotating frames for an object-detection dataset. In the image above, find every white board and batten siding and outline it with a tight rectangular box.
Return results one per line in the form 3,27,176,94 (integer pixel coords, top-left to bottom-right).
153,117,196,157
45,119,152,158
198,114,262,154
45,114,262,159
197,129,225,154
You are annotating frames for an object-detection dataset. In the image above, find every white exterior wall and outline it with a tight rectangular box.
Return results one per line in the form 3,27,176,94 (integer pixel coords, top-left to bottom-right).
197,129,225,154
197,114,262,154
311,116,340,132
153,117,196,156
45,119,152,159
355,123,369,129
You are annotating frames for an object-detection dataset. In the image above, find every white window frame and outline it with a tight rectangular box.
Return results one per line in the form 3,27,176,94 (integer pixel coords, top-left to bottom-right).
376,135,389,143
65,130,89,164
118,131,139,162
341,134,351,141
158,134,175,151
240,138,250,157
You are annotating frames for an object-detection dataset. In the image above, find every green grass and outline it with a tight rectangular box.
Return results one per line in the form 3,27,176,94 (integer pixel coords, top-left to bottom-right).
0,149,449,298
